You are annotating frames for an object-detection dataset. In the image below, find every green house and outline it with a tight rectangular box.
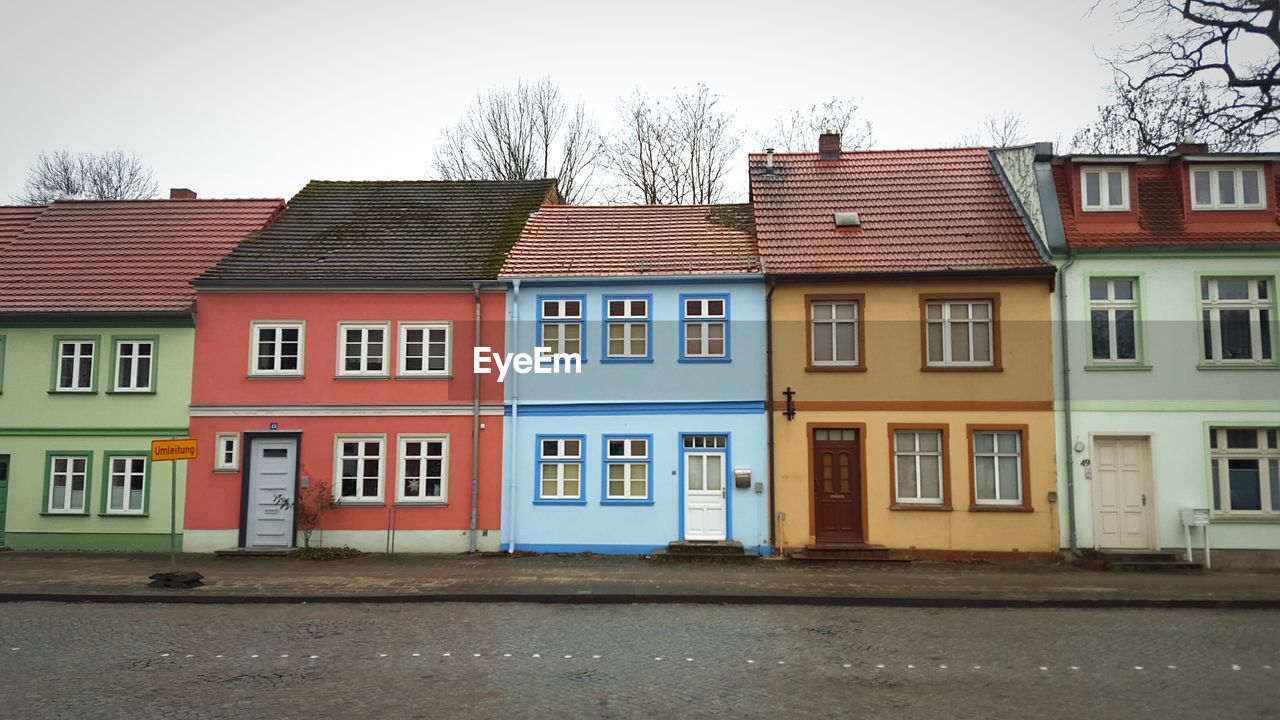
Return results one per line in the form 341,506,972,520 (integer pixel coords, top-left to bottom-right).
0,196,282,550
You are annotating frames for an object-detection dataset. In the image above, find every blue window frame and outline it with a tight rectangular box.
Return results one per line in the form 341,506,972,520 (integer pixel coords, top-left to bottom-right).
601,295,653,363
537,295,586,361
679,293,731,363
600,434,654,505
534,434,586,505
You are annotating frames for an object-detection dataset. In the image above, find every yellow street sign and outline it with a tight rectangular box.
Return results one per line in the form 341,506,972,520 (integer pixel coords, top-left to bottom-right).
151,438,198,462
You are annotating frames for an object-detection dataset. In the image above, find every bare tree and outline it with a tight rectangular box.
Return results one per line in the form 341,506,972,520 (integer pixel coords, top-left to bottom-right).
1088,0,1280,152
953,111,1027,147
1070,76,1259,152
758,97,874,152
17,149,157,204
431,77,603,203
606,84,742,204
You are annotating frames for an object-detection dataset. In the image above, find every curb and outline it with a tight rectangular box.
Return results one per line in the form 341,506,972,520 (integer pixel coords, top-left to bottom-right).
2,592,1279,609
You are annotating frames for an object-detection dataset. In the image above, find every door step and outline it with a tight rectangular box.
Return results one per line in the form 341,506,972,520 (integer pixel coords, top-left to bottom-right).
789,543,911,563
1097,550,1203,573
651,541,758,563
214,546,297,558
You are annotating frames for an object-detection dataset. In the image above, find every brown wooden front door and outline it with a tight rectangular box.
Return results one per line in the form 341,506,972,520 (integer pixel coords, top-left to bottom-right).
812,428,862,543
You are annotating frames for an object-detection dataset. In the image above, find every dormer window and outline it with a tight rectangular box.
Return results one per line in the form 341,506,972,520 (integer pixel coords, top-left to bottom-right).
1080,167,1130,211
1190,165,1265,210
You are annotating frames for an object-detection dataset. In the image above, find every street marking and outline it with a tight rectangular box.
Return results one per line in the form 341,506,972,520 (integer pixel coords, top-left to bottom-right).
842,664,852,668
531,654,539,658
777,661,785,665
939,665,948,669
564,655,573,659
443,653,452,657
379,654,388,658
746,660,755,664
592,654,601,659
1039,667,1048,671
1264,665,1272,670
185,654,194,658
1167,665,1177,669
972,666,982,670
308,655,318,660
685,658,694,662
907,664,915,669
160,653,170,657
473,653,482,657
1068,666,1079,671
875,664,885,669
1232,664,1242,671
503,653,512,658
654,657,663,661
412,653,421,657
9,648,18,652
1133,666,1143,671
250,654,259,659
215,655,224,659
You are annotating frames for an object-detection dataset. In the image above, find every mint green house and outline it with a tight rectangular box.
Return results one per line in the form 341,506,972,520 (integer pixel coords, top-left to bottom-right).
0,196,282,550
1000,143,1280,564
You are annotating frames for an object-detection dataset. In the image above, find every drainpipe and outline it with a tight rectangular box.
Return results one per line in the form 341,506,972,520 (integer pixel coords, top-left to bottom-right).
507,280,521,554
469,282,482,553
764,279,778,554
1058,252,1079,555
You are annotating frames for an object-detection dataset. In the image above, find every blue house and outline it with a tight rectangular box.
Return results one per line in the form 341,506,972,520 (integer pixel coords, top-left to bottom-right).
498,205,770,555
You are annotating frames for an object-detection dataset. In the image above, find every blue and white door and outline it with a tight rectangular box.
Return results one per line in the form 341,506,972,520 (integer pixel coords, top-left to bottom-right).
683,436,727,541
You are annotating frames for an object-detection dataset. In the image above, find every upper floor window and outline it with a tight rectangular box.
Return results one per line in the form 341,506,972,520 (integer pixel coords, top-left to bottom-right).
538,297,583,357
113,339,155,392
1201,277,1274,364
399,322,450,377
681,295,728,361
1089,278,1139,363
810,298,860,367
1210,427,1279,516
924,299,995,368
250,322,304,376
603,296,650,361
55,338,96,392
338,323,389,377
1081,167,1129,211
1191,165,1265,210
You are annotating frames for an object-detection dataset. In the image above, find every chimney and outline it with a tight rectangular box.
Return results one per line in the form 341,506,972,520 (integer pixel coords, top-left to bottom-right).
1171,138,1209,155
169,188,197,200
765,147,775,174
818,133,841,160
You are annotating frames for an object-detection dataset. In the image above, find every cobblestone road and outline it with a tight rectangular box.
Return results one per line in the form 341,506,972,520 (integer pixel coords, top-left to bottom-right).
1,603,1276,719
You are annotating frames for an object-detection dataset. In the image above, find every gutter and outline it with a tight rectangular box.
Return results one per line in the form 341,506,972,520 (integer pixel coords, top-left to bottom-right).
507,280,521,554
469,283,482,553
765,279,778,554
1057,251,1079,555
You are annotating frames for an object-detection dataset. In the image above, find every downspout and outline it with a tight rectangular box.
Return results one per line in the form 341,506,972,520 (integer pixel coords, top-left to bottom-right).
469,282,482,553
1058,252,1079,555
506,280,521,554
764,279,778,554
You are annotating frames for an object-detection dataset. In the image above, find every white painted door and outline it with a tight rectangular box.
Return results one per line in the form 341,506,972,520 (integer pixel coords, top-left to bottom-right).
246,438,297,547
1094,436,1151,549
684,450,726,541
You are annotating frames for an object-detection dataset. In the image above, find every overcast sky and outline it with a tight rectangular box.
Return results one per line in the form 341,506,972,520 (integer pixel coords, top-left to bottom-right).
0,0,1140,203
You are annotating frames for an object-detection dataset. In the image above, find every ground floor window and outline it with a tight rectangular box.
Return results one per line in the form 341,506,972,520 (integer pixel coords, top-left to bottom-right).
971,428,1026,507
893,428,945,506
538,436,584,501
104,455,147,514
215,433,239,471
47,454,90,514
335,437,384,502
604,436,650,501
398,435,447,503
1211,427,1280,515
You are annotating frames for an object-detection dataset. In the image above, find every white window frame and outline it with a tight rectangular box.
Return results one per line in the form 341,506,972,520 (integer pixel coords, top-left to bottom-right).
605,297,650,359
973,430,1024,506
396,434,448,504
539,298,584,356
249,321,305,377
112,339,154,392
811,299,859,366
333,435,385,504
893,429,945,505
682,297,727,359
47,454,89,514
105,455,147,515
1211,427,1280,516
1200,277,1274,364
925,300,995,367
56,339,96,392
1190,165,1266,210
1088,277,1141,364
604,436,650,501
337,322,390,377
214,433,240,472
1080,166,1130,211
398,322,451,377
538,437,584,501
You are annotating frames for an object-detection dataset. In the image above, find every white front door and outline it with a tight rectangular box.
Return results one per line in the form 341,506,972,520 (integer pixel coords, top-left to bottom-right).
1093,436,1151,549
245,438,297,548
684,446,726,541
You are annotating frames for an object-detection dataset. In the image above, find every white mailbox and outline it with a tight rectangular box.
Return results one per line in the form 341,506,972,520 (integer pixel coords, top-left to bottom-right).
1181,507,1212,568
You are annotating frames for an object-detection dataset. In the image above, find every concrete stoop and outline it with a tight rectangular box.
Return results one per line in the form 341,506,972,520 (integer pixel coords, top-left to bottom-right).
651,541,759,563
788,543,911,563
1098,550,1204,574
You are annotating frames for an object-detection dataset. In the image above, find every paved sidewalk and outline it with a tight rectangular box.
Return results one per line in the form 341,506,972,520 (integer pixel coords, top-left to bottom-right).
1,552,1278,607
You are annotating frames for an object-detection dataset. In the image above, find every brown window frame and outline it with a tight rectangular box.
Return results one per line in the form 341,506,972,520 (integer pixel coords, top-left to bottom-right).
966,424,1033,512
887,423,952,511
918,293,1003,372
805,294,866,372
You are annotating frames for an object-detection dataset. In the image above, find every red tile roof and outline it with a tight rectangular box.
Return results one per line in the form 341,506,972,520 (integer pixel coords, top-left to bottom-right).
501,204,760,277
1053,162,1280,248
0,199,284,315
748,147,1049,275
0,205,46,253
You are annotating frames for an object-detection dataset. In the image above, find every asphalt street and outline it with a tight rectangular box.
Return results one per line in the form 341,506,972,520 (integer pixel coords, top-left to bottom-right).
1,602,1276,719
